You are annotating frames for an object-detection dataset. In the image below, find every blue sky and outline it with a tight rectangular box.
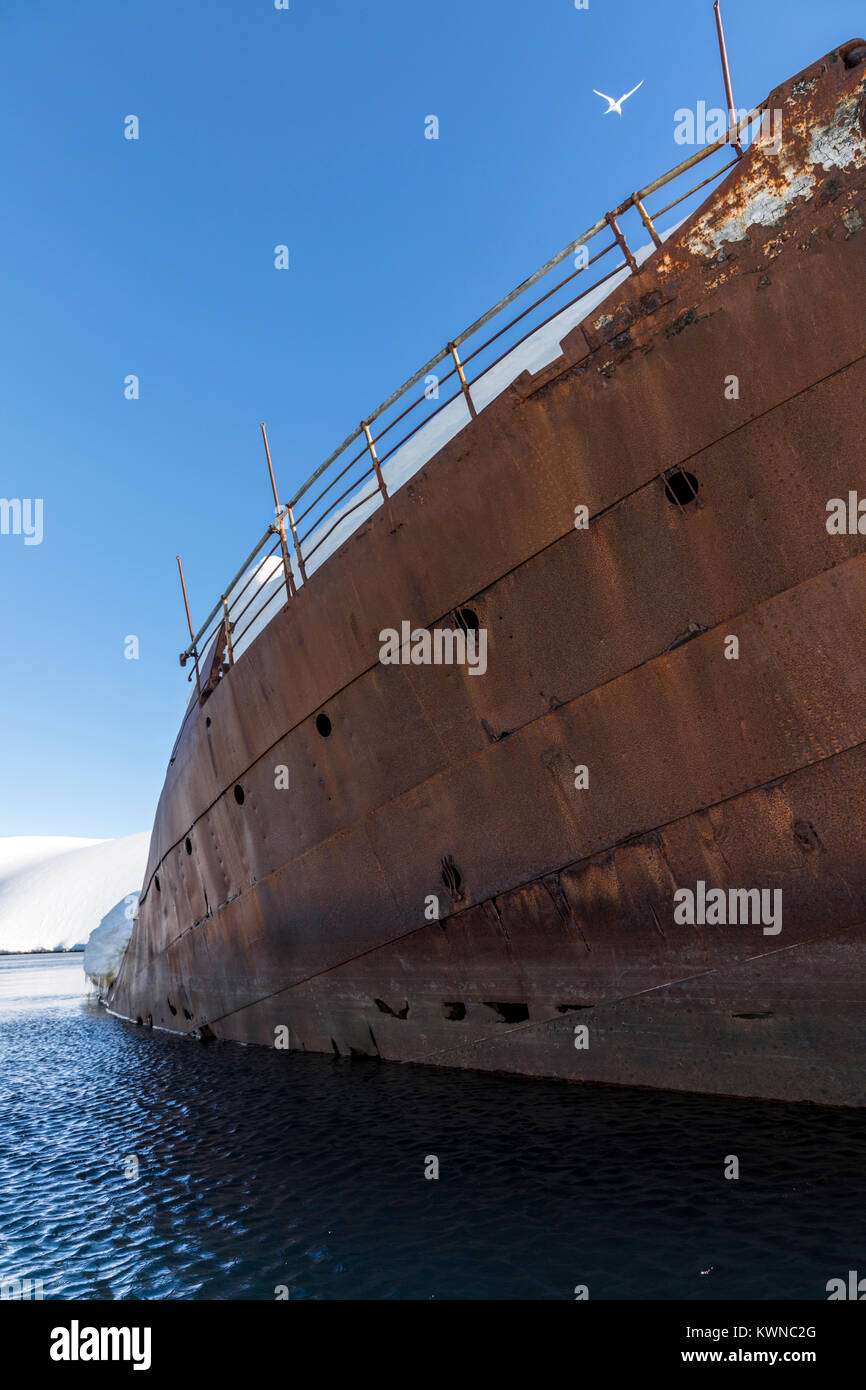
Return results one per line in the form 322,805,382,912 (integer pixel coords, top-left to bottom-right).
0,0,861,838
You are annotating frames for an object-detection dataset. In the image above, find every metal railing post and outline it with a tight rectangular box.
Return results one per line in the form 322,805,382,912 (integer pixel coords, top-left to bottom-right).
362,420,396,529
605,210,639,273
221,596,234,665
286,503,307,584
632,194,663,248
448,342,478,418
260,422,296,602
362,421,389,499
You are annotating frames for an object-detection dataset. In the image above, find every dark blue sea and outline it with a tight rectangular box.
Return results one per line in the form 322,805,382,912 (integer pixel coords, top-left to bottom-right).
1,953,863,1301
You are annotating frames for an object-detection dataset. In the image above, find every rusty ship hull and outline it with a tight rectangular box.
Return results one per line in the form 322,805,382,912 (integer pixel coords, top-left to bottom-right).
110,43,866,1105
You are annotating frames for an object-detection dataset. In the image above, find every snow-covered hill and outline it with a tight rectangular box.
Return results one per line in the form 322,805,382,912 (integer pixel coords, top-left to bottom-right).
0,834,149,954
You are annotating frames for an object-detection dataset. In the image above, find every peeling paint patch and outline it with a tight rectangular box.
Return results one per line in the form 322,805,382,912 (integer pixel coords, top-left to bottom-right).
685,93,866,257
690,176,815,255
809,96,866,169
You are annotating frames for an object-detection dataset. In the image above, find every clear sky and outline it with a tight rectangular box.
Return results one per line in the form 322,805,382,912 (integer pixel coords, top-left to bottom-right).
1,0,862,838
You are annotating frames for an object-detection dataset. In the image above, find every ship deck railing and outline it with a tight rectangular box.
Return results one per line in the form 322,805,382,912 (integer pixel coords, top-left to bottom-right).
178,103,764,707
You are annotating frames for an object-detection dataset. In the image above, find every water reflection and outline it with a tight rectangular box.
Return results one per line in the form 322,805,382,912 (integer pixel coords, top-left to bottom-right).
0,954,863,1300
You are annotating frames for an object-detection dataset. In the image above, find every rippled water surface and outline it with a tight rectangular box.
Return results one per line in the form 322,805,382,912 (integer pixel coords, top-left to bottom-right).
1,953,864,1300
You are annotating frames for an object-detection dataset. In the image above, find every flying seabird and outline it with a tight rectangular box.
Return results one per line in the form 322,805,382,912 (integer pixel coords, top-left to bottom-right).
592,80,644,116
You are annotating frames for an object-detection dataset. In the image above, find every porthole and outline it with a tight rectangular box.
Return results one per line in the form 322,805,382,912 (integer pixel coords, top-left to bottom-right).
185,837,192,856
664,469,699,506
441,855,463,899
484,1001,530,1024
154,875,161,893
234,785,245,806
455,606,479,634
316,712,332,738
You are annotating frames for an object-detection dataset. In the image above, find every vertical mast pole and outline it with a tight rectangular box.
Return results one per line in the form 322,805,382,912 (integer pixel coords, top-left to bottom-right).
714,1,743,156
177,554,202,702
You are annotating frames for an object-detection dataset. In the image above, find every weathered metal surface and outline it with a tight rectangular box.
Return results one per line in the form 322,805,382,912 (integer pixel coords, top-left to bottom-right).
110,43,866,1104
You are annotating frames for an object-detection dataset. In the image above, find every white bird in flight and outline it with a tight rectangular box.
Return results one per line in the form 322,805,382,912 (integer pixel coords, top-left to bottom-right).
593,80,644,116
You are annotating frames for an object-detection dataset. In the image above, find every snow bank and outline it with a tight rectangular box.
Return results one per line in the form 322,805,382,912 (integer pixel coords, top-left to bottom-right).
0,833,149,955
82,890,141,988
